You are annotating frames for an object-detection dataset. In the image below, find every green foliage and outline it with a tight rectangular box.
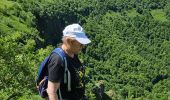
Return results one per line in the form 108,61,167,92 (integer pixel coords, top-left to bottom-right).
0,0,170,99
164,2,170,19
151,9,168,22
127,9,140,17
83,7,170,99
0,0,43,99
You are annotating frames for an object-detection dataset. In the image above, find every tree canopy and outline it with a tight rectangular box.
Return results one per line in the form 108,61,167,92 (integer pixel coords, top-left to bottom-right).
0,0,170,99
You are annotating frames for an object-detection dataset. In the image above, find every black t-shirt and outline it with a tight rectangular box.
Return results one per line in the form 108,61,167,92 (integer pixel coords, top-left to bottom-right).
47,50,85,100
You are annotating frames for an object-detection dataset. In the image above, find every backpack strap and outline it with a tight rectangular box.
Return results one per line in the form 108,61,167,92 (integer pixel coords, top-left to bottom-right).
52,48,71,91
52,48,65,61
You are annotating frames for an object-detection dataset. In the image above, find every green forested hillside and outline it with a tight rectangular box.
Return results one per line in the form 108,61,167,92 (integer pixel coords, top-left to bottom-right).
0,0,170,100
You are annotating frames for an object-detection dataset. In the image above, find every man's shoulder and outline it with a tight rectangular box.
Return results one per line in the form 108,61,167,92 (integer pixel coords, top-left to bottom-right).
49,52,63,63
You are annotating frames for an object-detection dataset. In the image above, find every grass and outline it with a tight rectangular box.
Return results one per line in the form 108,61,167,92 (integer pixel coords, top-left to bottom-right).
127,9,140,17
151,9,168,22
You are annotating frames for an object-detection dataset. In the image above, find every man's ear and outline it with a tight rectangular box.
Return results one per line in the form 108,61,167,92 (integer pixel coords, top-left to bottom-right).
66,38,74,45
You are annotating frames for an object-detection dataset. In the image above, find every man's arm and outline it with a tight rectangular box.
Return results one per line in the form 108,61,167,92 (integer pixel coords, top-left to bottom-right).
47,81,60,100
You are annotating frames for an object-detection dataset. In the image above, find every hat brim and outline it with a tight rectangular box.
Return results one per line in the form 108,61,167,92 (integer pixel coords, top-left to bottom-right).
75,35,91,44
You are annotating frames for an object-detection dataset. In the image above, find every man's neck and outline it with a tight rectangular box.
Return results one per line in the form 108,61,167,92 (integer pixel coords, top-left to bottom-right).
61,44,74,58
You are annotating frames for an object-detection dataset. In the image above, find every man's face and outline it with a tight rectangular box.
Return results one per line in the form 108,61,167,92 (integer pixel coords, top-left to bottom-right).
71,40,85,54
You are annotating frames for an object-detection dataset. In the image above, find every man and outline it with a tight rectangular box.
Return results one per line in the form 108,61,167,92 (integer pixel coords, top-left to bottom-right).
46,24,91,100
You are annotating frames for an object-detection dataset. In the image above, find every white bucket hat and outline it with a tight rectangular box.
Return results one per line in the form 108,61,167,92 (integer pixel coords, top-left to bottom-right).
63,23,91,44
